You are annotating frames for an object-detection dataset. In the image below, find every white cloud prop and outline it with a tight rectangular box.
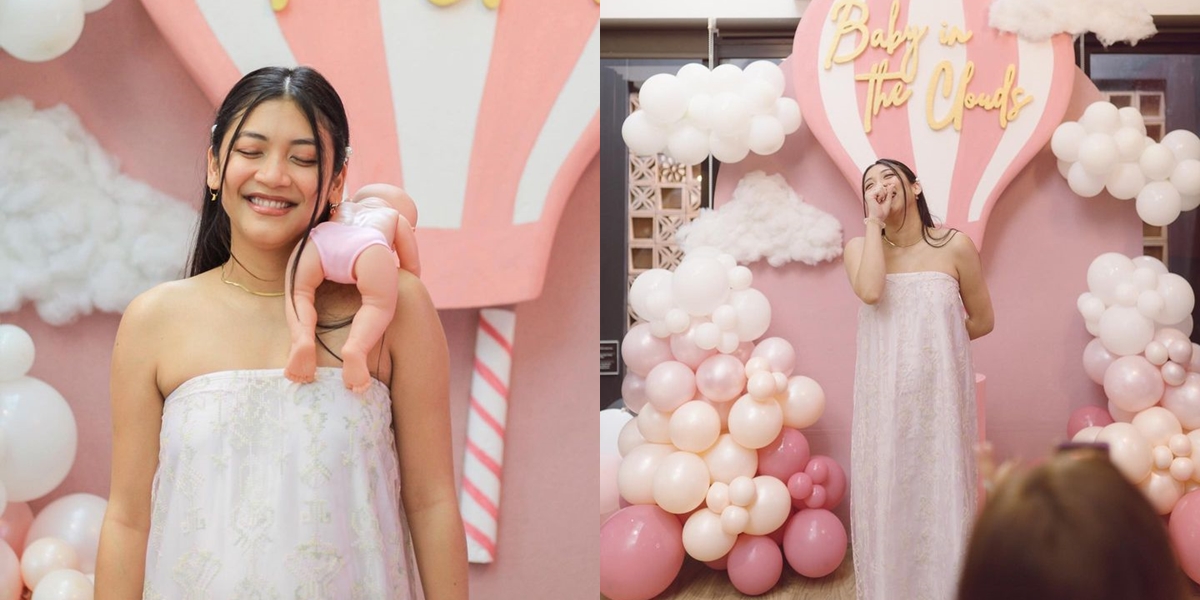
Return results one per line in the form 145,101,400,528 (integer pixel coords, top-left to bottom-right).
0,97,197,325
676,171,843,267
989,0,1156,47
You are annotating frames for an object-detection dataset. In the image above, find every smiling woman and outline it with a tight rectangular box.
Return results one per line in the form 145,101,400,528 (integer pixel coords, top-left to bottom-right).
92,66,468,600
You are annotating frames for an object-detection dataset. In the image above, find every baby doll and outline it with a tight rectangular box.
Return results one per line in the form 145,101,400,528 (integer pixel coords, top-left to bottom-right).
285,183,420,392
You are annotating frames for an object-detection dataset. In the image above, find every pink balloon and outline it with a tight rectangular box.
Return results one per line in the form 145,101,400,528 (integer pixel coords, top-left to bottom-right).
732,342,755,365
704,555,729,570
695,354,747,404
622,323,675,377
670,325,718,370
782,509,847,578
1155,327,1190,348
756,428,811,481
1189,343,1200,373
1163,373,1200,430
600,505,685,600
750,338,797,377
0,542,18,600
802,486,828,510
766,518,789,546
1169,490,1200,585
621,373,648,414
645,361,697,413
802,456,847,510
1164,361,1188,387
727,535,784,596
705,398,733,431
1066,406,1114,439
1169,339,1195,365
1104,355,1165,413
0,504,32,559
787,472,813,501
25,493,107,574
1082,338,1116,385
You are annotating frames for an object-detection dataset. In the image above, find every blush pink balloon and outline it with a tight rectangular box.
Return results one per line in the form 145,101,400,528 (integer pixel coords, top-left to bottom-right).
1189,343,1200,373
732,342,755,365
782,508,847,578
750,337,797,377
645,361,697,413
1082,338,1116,385
695,354,747,404
621,373,648,414
0,504,32,559
0,542,18,600
25,493,107,575
1163,373,1200,430
1066,406,1115,439
622,323,675,377
1169,490,1200,584
1164,361,1189,387
727,535,784,596
600,505,685,600
1169,339,1195,365
670,325,718,370
705,398,733,432
756,428,811,481
802,456,847,510
704,554,729,570
788,472,814,501
1104,355,1166,413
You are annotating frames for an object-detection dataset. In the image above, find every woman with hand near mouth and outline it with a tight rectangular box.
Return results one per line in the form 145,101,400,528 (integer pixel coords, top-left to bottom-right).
842,158,994,600
95,66,467,599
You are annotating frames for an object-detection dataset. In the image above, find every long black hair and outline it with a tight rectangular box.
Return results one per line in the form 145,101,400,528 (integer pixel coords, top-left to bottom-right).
187,66,350,278
860,158,956,248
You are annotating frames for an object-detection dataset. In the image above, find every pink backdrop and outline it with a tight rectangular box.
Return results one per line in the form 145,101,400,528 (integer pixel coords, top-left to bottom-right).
0,0,598,597
714,68,1141,523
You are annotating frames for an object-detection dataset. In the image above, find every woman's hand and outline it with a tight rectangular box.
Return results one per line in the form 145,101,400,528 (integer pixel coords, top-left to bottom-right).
867,182,897,221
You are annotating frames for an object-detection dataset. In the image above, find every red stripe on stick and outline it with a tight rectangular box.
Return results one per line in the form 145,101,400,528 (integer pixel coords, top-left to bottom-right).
479,316,514,354
470,397,507,437
465,522,496,557
474,359,509,397
463,479,499,518
468,440,503,477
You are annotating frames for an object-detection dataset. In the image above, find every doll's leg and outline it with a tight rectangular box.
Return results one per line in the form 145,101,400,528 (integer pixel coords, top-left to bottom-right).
285,241,326,383
393,214,421,278
343,245,400,393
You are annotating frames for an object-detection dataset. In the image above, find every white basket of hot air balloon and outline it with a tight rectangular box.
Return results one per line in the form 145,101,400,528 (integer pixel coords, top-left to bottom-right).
599,248,847,600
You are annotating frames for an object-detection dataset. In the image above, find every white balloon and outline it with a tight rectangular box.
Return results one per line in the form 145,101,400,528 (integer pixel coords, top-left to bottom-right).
621,111,669,156
665,308,691,334
600,409,635,458
685,94,714,131
1057,159,1073,179
1115,283,1138,307
728,288,771,341
31,568,93,600
710,92,751,138
709,132,749,164
0,325,35,382
1104,163,1145,200
666,123,711,166
0,0,85,63
1050,121,1087,162
709,64,747,94
1087,253,1135,305
774,97,802,134
639,74,688,125
1078,133,1120,176
728,266,753,290
1132,255,1168,275
743,60,786,98
1079,101,1122,135
1098,305,1155,356
1067,162,1106,197
1138,290,1165,320
741,79,778,115
0,377,78,502
675,63,713,98
1170,159,1200,198
25,493,108,574
1113,127,1149,162
1156,273,1195,325
1184,194,1200,212
1136,181,1182,227
1118,106,1147,135
1140,143,1177,182
1161,129,1200,162
1133,266,1159,291
747,115,785,156
628,269,673,322
672,256,730,316
1079,296,1106,322
83,0,112,12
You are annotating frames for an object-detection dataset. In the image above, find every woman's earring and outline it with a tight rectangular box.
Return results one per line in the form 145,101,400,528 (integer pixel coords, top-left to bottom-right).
210,189,218,202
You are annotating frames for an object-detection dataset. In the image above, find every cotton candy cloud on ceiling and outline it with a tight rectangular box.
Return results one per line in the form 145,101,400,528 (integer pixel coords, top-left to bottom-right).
675,171,843,267
0,97,197,325
989,0,1156,46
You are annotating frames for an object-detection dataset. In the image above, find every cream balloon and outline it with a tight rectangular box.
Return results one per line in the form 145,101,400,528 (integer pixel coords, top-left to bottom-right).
669,401,721,453
706,481,731,513
727,395,784,450
1072,426,1102,443
1132,406,1182,446
617,417,646,457
728,476,756,507
743,476,790,536
19,537,78,591
31,568,92,600
1097,422,1152,483
682,509,737,561
617,443,674,505
1138,470,1184,515
720,506,750,535
701,434,758,483
780,376,825,429
653,451,712,514
636,404,672,444
0,541,18,600
24,493,107,575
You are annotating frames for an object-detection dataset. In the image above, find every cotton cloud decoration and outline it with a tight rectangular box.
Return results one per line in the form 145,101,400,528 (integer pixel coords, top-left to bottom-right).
676,171,843,267
988,0,1156,47
0,97,196,325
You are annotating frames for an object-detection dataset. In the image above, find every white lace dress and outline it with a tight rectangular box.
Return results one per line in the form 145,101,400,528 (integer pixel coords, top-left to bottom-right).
851,272,977,600
143,368,421,599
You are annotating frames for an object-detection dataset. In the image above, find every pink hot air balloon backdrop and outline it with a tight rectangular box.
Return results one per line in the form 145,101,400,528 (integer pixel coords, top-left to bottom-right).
792,0,1074,245
136,0,598,563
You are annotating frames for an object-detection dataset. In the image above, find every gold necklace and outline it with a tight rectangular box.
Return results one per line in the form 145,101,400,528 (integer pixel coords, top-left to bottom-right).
221,263,285,297
882,231,923,248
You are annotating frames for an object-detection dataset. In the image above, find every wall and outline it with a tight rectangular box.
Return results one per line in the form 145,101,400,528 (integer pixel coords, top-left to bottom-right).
0,0,598,597
600,0,1200,22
